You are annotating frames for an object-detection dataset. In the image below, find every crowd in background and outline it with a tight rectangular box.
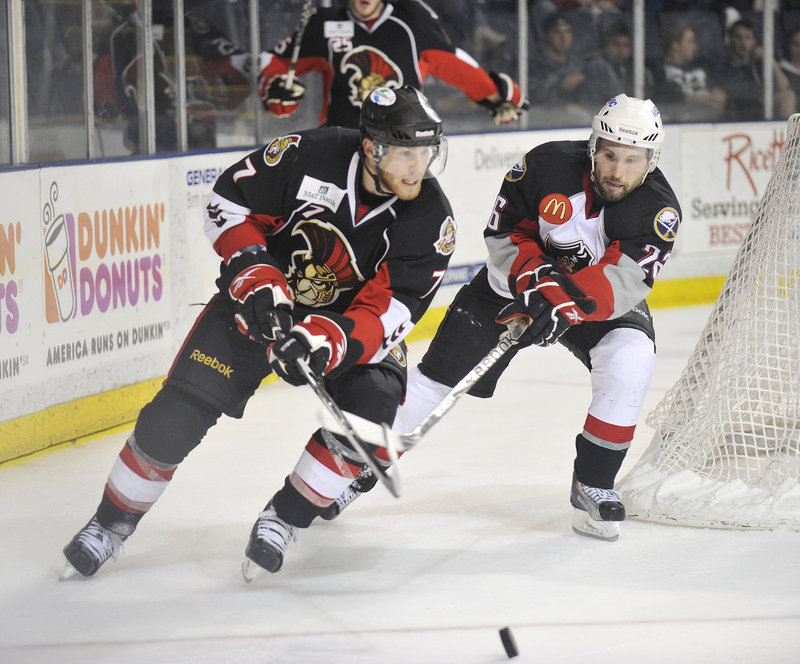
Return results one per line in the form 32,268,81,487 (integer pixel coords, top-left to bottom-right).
6,0,800,163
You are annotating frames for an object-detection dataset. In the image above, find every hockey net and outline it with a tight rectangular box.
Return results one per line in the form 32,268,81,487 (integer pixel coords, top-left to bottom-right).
618,114,800,530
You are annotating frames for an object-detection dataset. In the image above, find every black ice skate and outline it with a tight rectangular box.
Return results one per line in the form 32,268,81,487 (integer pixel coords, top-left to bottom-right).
242,505,296,582
320,466,377,521
61,517,126,579
570,474,626,542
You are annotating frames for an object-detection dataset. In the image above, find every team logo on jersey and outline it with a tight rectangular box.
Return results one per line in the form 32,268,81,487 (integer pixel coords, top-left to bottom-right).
287,220,365,306
388,343,407,367
543,237,595,272
434,216,456,256
340,46,403,106
505,156,527,182
653,207,680,241
539,193,573,225
263,134,301,167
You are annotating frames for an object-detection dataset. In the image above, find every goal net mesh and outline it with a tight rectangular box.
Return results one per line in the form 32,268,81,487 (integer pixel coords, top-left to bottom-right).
618,114,800,530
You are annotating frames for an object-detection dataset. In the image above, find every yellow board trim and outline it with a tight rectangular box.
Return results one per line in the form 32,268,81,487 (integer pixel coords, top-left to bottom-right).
0,275,726,466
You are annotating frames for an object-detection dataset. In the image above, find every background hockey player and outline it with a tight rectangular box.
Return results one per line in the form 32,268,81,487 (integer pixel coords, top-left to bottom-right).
62,85,455,578
259,0,528,128
93,3,251,152
333,94,682,542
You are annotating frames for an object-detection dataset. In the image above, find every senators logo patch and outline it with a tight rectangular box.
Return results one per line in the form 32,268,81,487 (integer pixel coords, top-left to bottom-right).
340,46,403,106
538,193,573,225
434,216,456,255
263,135,301,166
653,207,680,241
288,220,364,306
505,156,527,182
388,343,407,367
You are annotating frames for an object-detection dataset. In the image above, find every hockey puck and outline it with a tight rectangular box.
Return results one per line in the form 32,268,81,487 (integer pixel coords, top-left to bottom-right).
499,626,518,658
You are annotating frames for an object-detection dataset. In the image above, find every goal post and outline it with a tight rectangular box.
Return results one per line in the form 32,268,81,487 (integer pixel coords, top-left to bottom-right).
617,114,800,530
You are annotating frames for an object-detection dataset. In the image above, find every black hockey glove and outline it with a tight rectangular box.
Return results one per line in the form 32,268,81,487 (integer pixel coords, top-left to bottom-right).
268,314,350,386
500,256,596,347
217,246,293,344
478,71,530,125
260,74,305,117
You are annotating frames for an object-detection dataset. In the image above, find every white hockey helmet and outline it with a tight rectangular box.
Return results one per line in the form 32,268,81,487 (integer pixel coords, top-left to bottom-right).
588,94,664,175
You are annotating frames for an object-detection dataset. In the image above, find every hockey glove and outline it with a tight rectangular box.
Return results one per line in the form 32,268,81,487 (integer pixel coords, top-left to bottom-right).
260,74,305,117
502,256,597,347
478,71,530,125
268,314,349,386
218,247,293,343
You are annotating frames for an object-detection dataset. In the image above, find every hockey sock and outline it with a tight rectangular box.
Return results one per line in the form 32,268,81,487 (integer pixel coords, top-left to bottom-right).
573,434,628,489
284,431,364,516
98,435,177,536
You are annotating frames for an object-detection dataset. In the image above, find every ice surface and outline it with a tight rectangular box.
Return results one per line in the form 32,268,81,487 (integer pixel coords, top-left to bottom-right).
1,305,798,663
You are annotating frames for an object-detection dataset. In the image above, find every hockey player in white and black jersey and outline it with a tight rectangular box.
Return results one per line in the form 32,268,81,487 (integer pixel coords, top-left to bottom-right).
260,0,528,127
331,94,682,541
62,85,456,579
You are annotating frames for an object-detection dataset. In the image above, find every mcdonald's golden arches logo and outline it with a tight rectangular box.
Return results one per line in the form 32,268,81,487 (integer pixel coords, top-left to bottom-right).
538,193,573,225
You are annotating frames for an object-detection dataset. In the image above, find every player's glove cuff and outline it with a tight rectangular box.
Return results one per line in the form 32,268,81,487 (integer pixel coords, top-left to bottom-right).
478,71,529,124
261,74,305,117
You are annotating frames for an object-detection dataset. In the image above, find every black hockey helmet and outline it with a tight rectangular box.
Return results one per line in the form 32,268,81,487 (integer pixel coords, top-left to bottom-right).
360,85,443,147
360,85,447,179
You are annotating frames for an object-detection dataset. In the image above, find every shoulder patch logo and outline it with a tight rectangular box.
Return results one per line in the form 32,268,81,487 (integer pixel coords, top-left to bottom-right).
434,216,457,255
388,343,408,368
539,193,573,225
505,156,527,182
653,206,680,241
263,134,301,167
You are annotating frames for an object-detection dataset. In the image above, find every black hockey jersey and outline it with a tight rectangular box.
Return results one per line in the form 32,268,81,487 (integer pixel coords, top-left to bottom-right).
260,0,498,127
204,127,456,364
484,140,681,321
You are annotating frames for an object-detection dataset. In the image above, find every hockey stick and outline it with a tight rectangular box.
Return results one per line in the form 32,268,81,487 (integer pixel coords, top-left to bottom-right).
319,317,530,452
295,357,402,498
284,0,314,89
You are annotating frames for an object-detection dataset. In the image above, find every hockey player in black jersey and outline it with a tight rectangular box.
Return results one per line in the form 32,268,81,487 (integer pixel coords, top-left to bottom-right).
62,85,456,579
333,94,682,542
260,0,528,128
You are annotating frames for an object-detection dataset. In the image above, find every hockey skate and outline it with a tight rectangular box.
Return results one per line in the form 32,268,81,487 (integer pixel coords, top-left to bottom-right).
61,517,126,579
570,474,626,542
320,466,376,521
242,504,296,582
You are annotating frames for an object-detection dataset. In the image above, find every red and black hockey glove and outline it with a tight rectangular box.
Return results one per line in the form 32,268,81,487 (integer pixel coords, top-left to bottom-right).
478,71,530,125
268,314,351,386
218,247,293,343
259,74,305,117
499,256,596,347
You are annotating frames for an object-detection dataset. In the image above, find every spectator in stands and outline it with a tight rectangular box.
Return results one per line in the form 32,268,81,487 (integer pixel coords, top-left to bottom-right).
529,13,594,126
426,0,507,58
649,21,726,122
581,21,636,105
715,17,795,120
778,26,800,106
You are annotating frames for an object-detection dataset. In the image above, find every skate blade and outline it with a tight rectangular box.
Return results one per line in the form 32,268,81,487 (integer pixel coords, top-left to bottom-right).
571,509,621,542
59,561,84,581
241,558,267,583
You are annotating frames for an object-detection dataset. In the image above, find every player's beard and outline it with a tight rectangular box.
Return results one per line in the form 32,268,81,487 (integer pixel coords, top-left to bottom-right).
592,173,637,203
378,168,423,200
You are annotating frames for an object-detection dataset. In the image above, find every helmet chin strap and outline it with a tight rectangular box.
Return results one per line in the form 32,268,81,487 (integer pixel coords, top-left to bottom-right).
365,156,392,196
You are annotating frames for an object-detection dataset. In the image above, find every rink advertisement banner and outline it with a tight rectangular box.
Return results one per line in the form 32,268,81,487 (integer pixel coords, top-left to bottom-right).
0,171,39,387
1,161,174,422
669,121,786,277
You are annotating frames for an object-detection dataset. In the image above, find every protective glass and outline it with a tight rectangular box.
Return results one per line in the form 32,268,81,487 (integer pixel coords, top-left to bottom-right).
373,137,448,180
